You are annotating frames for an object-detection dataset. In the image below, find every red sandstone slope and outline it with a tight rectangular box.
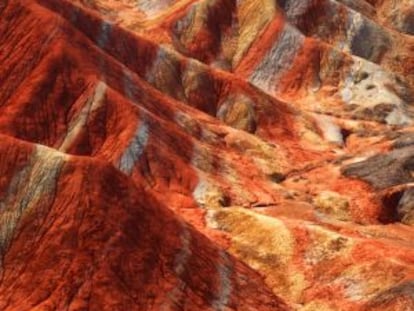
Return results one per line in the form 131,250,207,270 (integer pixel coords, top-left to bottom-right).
1,0,414,310
0,134,288,311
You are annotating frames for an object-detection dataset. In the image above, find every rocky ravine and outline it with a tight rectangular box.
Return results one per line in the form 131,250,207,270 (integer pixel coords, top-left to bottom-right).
0,0,414,310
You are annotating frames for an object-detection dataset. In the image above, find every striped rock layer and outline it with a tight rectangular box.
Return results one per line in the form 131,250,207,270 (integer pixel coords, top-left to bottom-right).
0,0,414,310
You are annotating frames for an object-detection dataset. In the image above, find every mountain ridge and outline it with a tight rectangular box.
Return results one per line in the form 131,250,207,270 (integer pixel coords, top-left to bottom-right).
1,0,414,310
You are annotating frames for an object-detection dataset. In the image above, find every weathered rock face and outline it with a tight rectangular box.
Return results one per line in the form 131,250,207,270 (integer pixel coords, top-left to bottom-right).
0,0,414,310
342,146,414,190
398,188,414,225
0,134,289,311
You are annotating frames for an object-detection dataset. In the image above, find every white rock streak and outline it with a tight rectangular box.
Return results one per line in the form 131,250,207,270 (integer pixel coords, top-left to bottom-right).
0,145,66,267
97,20,112,49
249,23,304,94
119,67,151,175
118,119,150,175
313,114,344,145
136,0,173,17
282,0,313,20
211,250,233,311
59,81,107,152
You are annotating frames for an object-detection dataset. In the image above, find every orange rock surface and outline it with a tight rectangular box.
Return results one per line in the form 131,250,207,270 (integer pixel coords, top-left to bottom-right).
0,0,413,310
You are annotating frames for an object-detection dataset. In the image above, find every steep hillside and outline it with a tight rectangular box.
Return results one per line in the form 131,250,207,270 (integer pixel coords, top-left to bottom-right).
0,0,413,310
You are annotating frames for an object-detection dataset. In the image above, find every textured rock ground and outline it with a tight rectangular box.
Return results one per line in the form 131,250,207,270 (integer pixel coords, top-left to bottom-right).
0,0,413,310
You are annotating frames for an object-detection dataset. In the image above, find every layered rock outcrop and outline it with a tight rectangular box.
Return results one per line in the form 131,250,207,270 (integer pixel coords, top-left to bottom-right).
0,0,413,310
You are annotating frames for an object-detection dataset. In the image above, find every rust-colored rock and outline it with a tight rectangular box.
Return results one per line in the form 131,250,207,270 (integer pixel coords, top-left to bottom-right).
0,0,414,310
